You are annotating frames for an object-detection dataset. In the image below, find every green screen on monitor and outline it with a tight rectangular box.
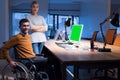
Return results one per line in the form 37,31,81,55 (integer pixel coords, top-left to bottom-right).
69,24,83,43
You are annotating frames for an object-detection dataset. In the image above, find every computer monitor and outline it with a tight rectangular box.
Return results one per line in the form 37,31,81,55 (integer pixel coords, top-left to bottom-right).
69,24,83,43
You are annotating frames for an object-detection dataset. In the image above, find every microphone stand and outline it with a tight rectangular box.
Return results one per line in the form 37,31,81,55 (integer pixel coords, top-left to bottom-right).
98,17,111,52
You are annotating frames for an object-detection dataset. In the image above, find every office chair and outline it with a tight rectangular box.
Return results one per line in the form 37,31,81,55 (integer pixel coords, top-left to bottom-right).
113,34,120,47
105,29,116,45
91,31,99,41
82,31,98,41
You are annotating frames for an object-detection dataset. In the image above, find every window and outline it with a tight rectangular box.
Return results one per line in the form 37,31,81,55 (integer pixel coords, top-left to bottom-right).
47,14,80,39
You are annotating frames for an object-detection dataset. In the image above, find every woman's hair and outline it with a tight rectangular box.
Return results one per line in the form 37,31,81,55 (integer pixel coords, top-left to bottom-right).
31,1,39,7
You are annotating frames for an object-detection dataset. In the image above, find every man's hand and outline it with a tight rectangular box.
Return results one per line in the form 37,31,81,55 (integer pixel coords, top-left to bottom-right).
10,60,17,67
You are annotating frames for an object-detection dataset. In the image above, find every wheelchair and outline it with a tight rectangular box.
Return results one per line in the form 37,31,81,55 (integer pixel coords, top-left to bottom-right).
1,56,49,80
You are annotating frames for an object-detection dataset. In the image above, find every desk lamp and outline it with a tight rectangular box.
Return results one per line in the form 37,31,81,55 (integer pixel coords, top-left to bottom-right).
64,18,71,40
98,13,119,52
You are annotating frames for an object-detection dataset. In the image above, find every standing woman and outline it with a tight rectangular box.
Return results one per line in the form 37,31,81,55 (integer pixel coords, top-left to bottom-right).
27,1,48,54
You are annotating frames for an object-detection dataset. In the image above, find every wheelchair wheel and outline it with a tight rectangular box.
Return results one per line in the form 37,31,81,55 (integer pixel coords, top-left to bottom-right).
2,62,34,80
13,62,34,80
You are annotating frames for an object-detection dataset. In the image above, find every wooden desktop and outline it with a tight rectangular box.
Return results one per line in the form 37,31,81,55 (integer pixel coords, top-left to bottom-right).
44,40,120,80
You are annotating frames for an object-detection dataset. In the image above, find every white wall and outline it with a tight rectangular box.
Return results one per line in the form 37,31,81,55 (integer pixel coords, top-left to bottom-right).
49,3,80,16
79,0,109,41
0,0,9,46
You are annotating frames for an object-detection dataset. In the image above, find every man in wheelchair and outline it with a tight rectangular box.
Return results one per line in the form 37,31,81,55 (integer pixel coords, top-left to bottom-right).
1,19,49,80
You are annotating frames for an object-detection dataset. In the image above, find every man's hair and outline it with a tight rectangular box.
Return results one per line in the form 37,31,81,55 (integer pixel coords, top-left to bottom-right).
19,19,29,27
31,1,39,7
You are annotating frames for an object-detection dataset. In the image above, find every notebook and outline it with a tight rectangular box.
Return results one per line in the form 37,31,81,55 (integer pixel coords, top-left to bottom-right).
69,24,83,43
56,24,83,45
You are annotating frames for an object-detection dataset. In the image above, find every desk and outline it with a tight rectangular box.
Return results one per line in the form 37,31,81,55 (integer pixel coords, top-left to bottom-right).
44,40,120,80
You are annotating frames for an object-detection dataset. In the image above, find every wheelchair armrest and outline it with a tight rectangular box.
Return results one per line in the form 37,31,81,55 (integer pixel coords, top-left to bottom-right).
15,58,32,62
32,56,48,63
15,56,48,63
36,53,44,56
